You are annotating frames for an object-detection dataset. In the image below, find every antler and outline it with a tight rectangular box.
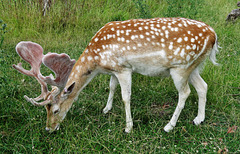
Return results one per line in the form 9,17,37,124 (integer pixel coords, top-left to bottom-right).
13,41,76,106
39,53,76,97
13,41,48,101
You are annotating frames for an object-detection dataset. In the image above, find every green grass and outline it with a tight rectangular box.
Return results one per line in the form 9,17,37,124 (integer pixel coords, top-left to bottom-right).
1,0,239,153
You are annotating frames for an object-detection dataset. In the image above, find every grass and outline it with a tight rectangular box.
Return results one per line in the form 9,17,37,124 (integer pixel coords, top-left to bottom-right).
1,0,239,153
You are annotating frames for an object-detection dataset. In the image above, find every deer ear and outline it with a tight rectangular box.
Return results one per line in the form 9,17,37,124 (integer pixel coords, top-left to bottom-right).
63,82,75,95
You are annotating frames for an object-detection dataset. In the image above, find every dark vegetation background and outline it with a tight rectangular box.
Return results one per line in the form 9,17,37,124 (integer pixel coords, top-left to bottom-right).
0,0,239,153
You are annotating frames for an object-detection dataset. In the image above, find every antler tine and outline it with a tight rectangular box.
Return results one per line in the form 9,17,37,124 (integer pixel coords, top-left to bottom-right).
39,53,76,97
24,95,51,106
12,41,48,101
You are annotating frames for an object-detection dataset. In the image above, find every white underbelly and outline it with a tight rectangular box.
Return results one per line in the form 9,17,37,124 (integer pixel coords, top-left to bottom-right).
124,52,171,76
131,62,170,76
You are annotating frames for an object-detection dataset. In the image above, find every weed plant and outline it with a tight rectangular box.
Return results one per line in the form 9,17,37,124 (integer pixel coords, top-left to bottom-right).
0,0,239,153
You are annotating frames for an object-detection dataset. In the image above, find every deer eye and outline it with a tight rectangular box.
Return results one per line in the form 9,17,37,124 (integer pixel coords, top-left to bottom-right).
53,109,60,115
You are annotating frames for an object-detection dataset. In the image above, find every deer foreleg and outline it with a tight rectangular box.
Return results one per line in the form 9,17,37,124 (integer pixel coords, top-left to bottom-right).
103,75,118,114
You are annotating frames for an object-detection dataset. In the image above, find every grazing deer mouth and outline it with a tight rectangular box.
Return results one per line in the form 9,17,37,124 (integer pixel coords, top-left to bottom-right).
46,124,60,133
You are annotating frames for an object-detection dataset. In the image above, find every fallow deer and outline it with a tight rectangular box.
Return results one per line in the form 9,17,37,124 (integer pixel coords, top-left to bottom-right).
13,17,219,133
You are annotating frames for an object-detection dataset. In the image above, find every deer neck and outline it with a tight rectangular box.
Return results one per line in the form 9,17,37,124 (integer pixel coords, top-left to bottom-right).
66,50,99,100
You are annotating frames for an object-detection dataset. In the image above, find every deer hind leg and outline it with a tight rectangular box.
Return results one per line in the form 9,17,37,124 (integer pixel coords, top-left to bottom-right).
103,75,119,114
114,70,133,133
189,68,207,125
164,68,191,132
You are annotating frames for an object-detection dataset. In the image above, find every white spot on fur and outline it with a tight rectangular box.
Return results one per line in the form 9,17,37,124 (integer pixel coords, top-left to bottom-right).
140,35,144,39
87,56,93,61
191,38,195,43
180,49,185,57
102,45,106,50
94,56,99,60
131,35,135,40
177,38,182,43
81,57,85,62
186,45,191,50
165,30,169,38
192,44,196,50
112,44,119,50
116,30,120,36
174,47,180,55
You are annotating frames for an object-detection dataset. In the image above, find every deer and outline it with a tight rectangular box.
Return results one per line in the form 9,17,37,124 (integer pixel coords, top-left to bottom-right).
13,17,219,133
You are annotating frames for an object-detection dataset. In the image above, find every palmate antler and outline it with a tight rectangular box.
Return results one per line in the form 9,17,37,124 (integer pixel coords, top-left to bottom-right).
39,53,76,96
13,41,75,106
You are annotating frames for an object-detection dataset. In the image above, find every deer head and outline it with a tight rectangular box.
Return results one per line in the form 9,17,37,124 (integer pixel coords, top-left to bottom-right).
13,41,76,132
